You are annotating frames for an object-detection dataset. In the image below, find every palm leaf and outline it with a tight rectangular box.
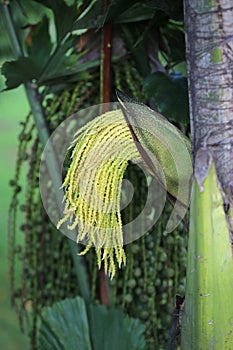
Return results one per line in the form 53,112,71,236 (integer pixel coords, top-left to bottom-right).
38,296,146,350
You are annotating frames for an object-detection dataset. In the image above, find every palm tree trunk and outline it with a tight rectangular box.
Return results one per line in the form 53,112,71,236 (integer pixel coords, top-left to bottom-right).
184,0,233,209
181,1,233,348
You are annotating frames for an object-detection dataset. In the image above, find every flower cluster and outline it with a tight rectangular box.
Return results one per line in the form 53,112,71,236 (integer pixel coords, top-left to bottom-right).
57,110,140,278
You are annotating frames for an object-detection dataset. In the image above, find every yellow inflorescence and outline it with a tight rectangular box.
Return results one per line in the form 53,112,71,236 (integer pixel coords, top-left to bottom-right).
57,110,140,278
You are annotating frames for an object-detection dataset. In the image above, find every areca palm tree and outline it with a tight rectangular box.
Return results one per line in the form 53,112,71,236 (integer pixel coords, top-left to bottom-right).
2,0,233,348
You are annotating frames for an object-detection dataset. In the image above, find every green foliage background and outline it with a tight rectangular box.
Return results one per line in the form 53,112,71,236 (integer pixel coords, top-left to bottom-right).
1,0,190,349
0,87,29,349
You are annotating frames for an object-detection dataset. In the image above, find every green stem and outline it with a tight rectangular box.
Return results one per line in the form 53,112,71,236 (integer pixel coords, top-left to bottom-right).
1,3,23,58
2,2,90,302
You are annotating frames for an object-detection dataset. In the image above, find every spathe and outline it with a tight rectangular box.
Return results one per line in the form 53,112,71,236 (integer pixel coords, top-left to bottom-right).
116,89,193,232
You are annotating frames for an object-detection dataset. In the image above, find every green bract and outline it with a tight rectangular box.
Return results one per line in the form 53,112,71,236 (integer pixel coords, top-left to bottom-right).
181,160,233,348
117,91,192,232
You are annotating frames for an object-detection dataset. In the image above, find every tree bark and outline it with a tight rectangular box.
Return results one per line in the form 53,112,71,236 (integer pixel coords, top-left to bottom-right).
184,0,233,210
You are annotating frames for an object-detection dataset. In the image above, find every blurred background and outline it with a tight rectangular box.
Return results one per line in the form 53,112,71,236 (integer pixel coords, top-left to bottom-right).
0,86,29,349
0,4,42,347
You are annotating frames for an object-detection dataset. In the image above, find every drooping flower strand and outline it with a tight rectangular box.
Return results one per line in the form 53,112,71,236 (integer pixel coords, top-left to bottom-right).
57,110,140,278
